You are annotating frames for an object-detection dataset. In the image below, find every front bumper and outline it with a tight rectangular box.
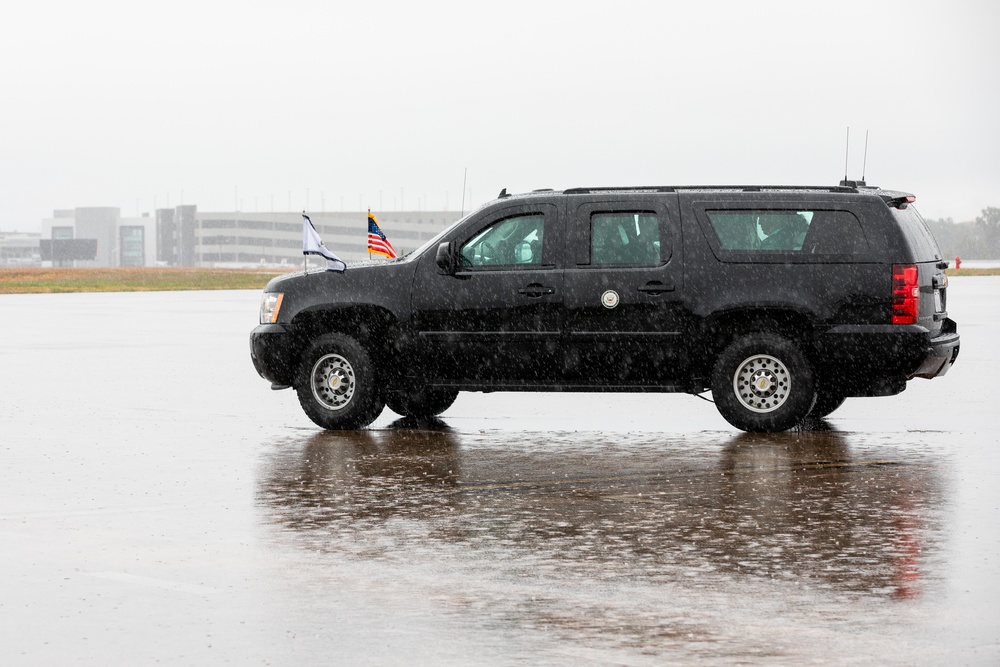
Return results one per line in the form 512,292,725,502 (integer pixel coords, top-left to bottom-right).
250,323,299,387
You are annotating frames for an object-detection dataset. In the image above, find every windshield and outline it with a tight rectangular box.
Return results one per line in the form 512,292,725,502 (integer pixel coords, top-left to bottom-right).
400,210,477,261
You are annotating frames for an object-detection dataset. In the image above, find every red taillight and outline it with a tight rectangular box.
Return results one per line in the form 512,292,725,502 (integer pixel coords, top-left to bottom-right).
892,263,919,324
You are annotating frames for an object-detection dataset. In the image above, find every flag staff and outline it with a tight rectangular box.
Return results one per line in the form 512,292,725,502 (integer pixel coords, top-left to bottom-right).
303,210,308,275
367,208,371,260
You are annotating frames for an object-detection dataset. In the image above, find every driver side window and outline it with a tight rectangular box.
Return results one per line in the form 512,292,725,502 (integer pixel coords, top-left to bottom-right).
460,214,545,268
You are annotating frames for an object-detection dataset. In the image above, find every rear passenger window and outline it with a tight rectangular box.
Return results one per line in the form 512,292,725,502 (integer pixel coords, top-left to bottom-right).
591,212,660,266
705,209,868,254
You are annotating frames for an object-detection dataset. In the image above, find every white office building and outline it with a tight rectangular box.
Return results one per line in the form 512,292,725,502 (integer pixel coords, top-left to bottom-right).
35,206,463,268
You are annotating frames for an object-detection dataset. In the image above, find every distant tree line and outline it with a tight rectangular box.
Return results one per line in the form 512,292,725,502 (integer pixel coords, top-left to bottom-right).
925,207,1000,260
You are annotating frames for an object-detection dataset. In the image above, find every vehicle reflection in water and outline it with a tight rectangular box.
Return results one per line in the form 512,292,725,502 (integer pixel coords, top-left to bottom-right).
716,431,934,599
257,419,942,601
258,418,462,539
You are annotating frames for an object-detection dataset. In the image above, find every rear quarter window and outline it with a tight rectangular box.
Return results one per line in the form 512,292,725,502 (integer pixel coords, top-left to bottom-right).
892,206,942,262
701,208,869,261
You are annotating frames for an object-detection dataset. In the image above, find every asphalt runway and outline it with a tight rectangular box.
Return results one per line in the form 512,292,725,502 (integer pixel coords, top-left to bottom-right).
1,278,998,665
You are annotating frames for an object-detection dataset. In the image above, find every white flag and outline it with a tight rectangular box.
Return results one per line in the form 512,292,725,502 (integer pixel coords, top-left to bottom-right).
302,214,346,272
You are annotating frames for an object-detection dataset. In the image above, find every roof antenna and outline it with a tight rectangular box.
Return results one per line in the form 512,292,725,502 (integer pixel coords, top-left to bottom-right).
860,130,869,185
839,127,867,188
460,167,467,217
843,126,850,184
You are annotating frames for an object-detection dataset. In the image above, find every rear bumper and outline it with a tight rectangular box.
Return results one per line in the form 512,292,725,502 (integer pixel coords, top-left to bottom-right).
912,317,960,379
250,323,298,387
817,318,960,383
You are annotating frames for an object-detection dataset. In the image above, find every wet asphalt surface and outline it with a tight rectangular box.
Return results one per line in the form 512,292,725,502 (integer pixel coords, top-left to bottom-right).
2,278,998,665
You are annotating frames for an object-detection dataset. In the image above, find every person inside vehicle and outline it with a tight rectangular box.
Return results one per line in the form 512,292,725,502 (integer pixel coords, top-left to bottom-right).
758,213,810,250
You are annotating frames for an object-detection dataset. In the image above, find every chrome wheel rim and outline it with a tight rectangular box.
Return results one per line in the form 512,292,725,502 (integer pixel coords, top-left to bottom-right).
733,354,791,413
310,353,356,411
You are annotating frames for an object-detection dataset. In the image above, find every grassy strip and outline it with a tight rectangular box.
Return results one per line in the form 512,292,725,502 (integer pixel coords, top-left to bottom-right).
0,268,288,294
947,268,1000,276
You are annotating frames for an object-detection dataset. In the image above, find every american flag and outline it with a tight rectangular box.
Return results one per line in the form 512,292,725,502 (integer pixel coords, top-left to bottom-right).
367,211,398,259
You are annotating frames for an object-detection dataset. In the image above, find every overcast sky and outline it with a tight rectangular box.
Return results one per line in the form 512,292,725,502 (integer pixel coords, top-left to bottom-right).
1,0,997,232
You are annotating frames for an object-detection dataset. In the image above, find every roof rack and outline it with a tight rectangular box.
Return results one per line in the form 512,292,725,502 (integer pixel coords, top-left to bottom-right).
562,185,860,195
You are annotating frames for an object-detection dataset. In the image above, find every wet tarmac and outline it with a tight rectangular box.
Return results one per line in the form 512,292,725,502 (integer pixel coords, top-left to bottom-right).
2,278,998,665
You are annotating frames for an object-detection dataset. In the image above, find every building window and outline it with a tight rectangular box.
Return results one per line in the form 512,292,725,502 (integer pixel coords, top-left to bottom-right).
119,226,145,266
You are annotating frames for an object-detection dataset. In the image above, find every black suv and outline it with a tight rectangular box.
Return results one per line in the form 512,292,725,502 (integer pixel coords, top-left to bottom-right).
250,184,960,432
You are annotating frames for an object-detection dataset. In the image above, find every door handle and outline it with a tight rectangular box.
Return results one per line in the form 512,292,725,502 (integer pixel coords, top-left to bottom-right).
637,281,674,295
518,283,555,298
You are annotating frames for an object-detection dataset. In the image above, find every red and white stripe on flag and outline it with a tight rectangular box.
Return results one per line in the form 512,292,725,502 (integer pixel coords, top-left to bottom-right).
367,233,397,258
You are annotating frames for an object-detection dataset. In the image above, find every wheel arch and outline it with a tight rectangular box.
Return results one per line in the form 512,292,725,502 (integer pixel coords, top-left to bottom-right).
290,305,402,380
691,307,819,379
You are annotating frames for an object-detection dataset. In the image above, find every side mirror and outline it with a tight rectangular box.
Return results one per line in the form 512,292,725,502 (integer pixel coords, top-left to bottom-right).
435,242,456,275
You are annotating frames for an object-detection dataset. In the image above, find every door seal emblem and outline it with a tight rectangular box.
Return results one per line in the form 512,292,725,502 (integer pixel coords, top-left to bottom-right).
601,290,620,309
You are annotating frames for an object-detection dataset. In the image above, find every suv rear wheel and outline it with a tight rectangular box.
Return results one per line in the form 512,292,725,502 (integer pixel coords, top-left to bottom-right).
711,333,816,432
296,334,385,430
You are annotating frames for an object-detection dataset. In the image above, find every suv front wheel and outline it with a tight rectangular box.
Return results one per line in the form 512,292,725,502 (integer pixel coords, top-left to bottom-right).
296,334,385,430
711,333,816,432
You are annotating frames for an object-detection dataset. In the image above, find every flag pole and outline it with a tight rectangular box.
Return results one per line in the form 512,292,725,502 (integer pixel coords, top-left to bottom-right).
367,208,371,260
303,210,309,275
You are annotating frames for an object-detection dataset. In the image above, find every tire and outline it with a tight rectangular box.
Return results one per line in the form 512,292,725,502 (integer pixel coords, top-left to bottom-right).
808,386,847,419
711,333,816,432
295,334,385,430
386,388,459,419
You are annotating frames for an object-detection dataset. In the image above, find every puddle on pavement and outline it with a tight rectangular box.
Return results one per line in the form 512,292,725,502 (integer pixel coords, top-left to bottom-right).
257,420,945,601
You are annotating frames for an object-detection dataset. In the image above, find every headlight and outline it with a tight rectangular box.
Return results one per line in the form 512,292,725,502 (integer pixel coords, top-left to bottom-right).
260,292,284,324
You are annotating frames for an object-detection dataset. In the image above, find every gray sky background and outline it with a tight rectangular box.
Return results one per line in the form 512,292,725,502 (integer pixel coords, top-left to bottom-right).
2,0,997,232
